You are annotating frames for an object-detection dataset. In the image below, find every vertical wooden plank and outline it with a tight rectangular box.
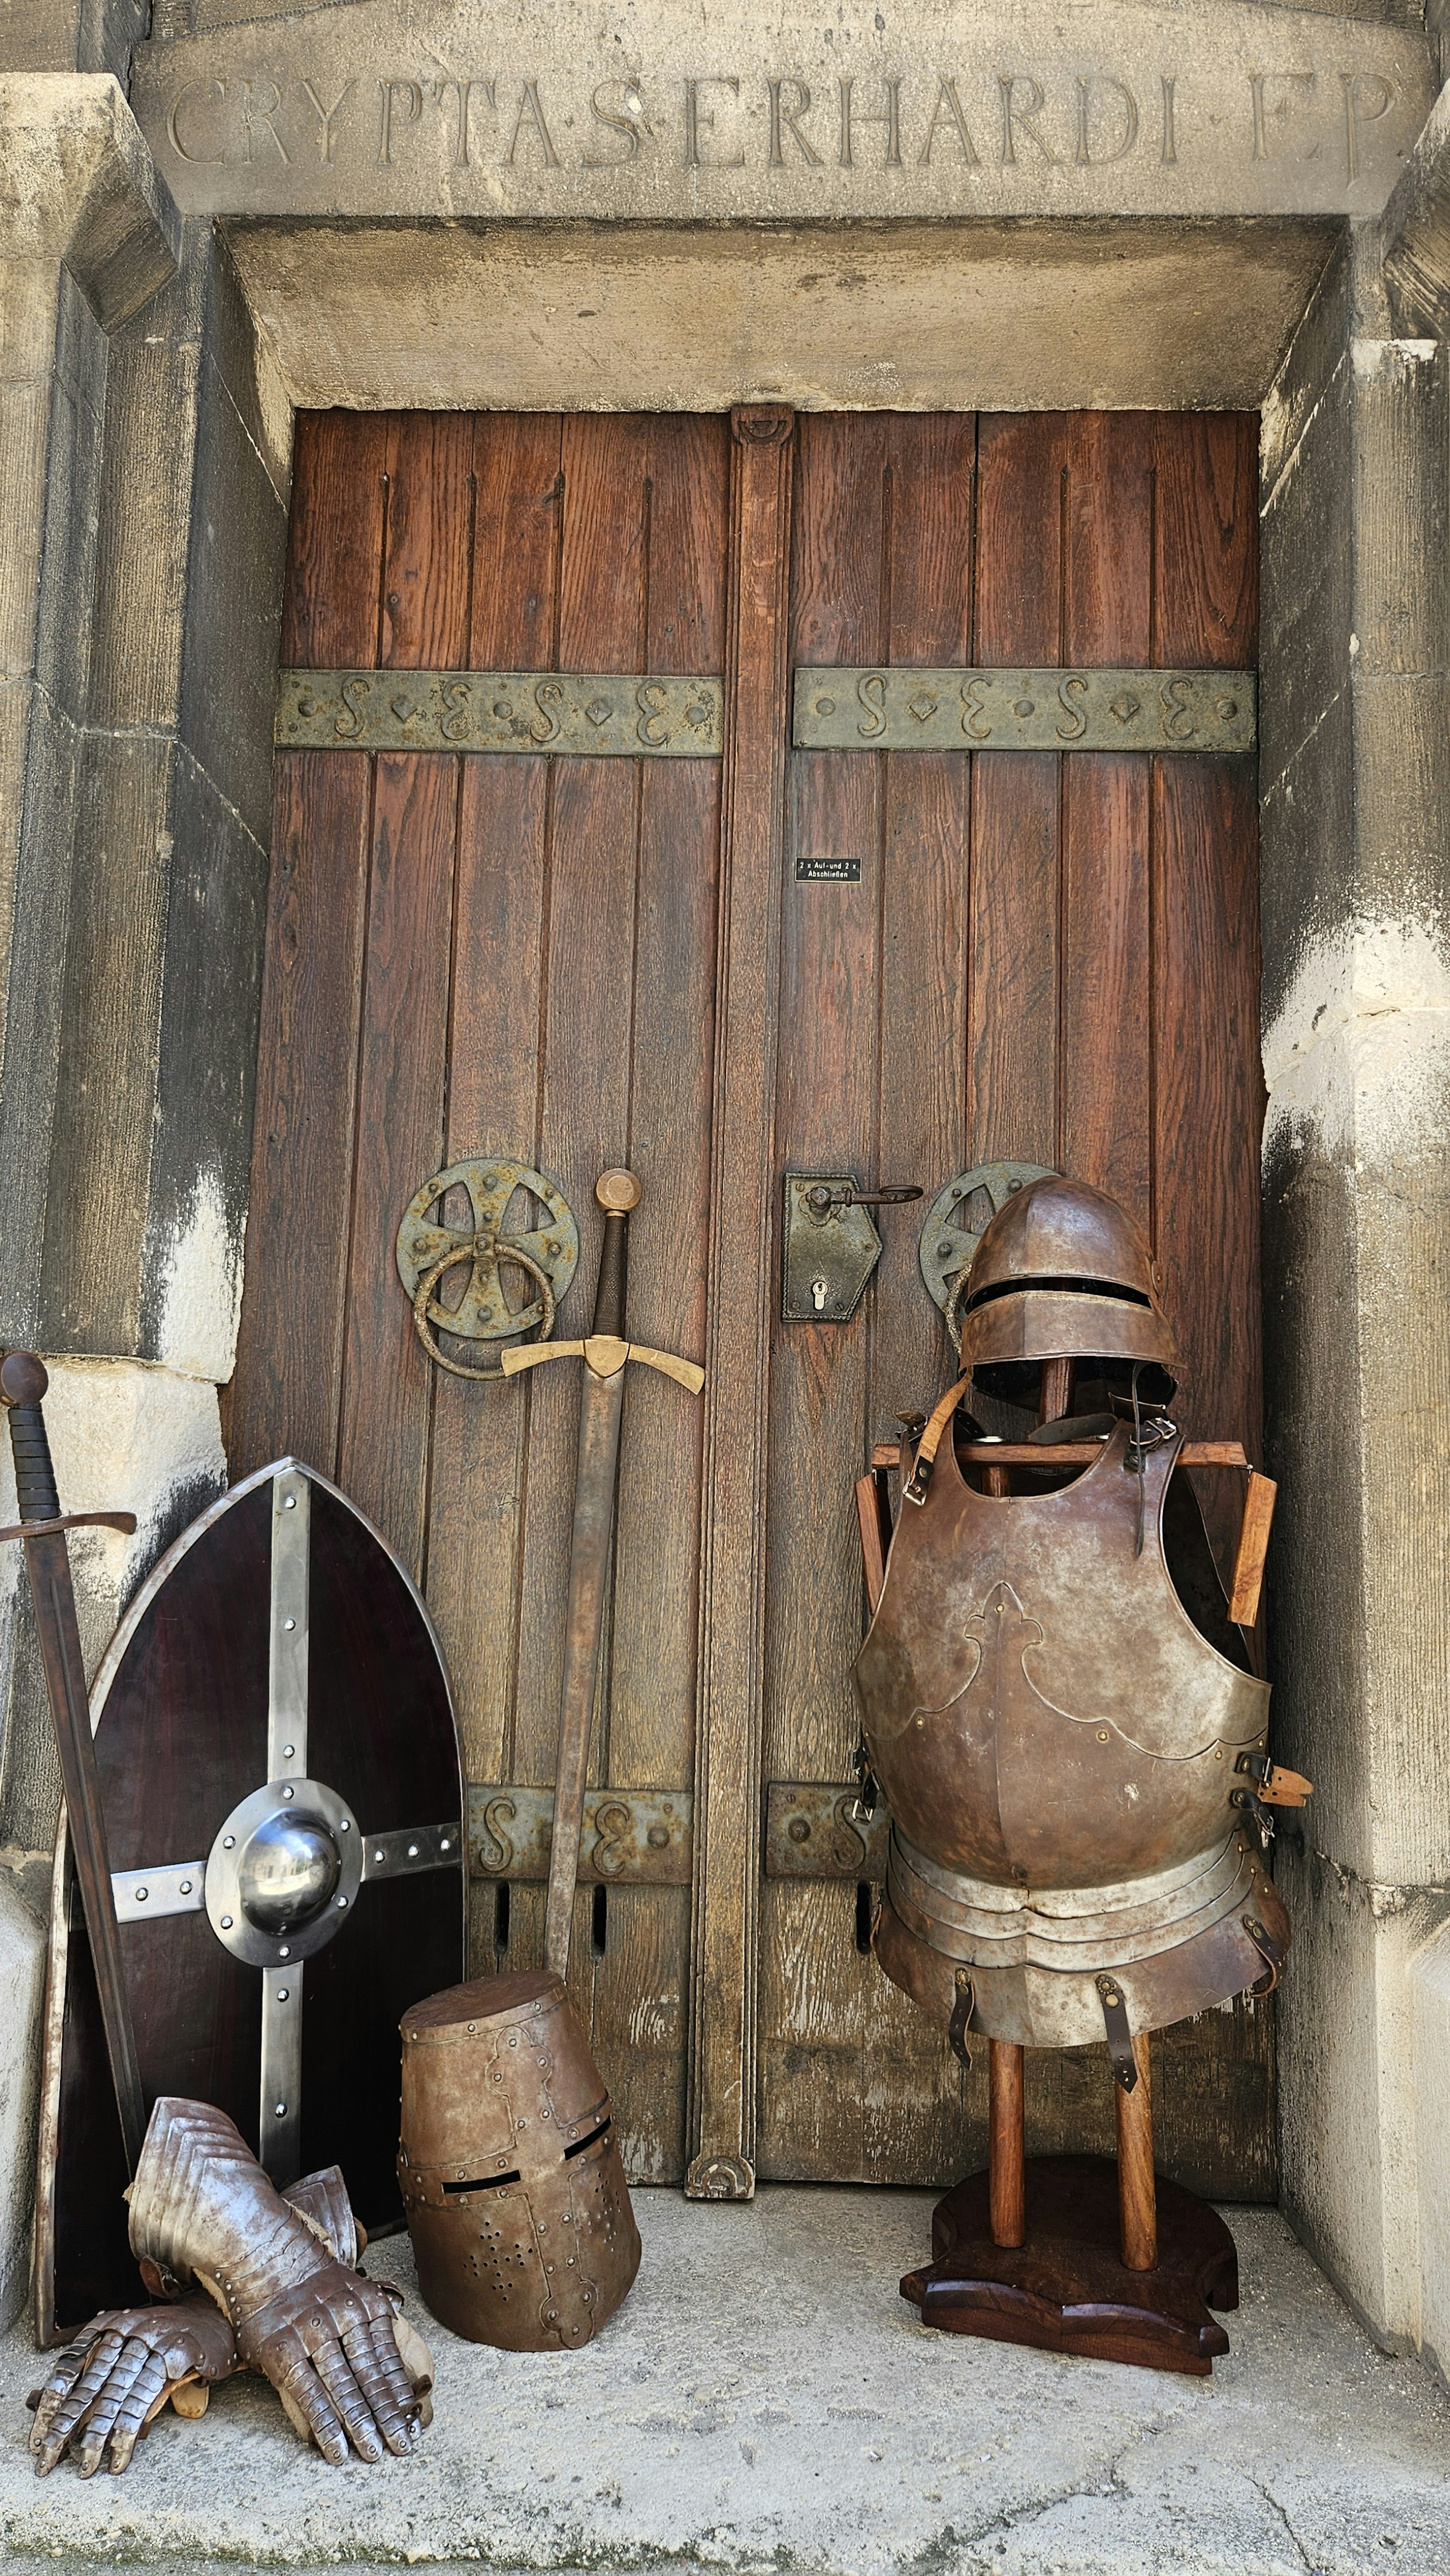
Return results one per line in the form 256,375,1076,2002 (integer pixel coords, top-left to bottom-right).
333,417,473,1568
228,757,370,1475
279,412,388,670
969,415,1067,1168
858,411,981,2184
508,416,651,2024
1060,412,1154,1223
595,412,729,2181
756,412,887,2183
1151,414,1263,1474
229,412,389,1474
1152,412,1269,2198
686,403,794,2201
423,416,562,1978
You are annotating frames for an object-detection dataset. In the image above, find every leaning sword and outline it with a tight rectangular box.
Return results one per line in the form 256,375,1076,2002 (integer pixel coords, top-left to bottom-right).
501,1171,704,1977
0,1352,144,2169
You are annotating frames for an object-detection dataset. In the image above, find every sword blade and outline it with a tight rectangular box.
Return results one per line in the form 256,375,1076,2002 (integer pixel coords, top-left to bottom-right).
543,1358,625,1978
2,1354,147,2174
25,1527,148,2174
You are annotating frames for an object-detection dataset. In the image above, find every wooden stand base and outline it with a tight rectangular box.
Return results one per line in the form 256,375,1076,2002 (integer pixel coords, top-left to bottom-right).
900,2154,1239,2377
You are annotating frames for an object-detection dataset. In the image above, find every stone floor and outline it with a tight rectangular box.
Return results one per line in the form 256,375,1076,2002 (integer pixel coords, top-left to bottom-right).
1,2186,1447,2576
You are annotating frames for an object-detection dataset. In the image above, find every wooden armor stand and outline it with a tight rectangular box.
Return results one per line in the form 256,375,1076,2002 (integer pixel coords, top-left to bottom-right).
860,1360,1281,2378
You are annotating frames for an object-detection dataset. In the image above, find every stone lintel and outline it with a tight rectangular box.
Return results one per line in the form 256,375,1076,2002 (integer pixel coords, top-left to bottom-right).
131,0,1436,226
0,71,180,331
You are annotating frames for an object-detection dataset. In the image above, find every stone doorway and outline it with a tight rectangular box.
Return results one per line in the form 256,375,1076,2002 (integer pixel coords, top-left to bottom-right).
227,402,1273,2201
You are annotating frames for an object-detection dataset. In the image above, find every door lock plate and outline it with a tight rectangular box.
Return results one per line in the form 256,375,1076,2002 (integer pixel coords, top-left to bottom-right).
782,1174,883,1323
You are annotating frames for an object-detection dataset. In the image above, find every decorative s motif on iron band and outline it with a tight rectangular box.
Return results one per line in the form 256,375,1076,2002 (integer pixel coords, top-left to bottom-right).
277,670,725,756
793,667,1256,753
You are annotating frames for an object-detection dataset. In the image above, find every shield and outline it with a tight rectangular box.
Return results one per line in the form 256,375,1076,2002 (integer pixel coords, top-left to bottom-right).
33,1459,464,2344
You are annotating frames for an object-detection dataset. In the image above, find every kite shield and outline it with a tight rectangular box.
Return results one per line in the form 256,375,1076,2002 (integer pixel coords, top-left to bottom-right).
34,1459,464,2343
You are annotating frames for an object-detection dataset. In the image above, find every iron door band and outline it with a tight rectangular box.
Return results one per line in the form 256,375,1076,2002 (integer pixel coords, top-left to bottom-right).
793,667,1256,753
276,670,724,756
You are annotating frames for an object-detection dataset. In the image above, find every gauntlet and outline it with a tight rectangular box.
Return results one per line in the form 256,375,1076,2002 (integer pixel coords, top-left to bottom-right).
31,2150,428,2475
128,2098,428,2464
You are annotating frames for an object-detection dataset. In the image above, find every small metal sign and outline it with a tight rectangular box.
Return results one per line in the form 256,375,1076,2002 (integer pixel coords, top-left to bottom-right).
796,855,861,881
793,666,1256,753
277,669,725,756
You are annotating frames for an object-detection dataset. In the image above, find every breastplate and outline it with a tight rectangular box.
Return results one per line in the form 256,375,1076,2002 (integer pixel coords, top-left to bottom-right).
854,1424,1288,2047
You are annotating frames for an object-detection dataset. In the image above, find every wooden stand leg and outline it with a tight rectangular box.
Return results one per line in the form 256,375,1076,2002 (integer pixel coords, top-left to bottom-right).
1114,2032,1157,2270
989,2039,1026,2248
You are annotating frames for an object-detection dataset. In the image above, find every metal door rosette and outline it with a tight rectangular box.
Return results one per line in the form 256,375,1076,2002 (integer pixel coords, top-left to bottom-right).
396,1158,578,1381
920,1163,1056,1351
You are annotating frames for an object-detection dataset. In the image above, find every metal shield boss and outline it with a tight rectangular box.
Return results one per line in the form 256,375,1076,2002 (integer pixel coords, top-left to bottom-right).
398,1970,641,2351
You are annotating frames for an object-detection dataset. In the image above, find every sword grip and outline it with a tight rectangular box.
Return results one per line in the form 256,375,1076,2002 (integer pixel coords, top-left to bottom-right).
592,1170,641,1337
0,1352,61,1520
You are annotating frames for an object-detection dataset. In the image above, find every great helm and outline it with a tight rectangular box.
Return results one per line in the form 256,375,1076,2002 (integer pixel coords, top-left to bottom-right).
957,1174,1179,1395
397,1969,640,2352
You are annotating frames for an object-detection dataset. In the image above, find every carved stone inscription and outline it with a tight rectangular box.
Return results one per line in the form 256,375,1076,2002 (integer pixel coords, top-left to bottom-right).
133,0,1433,219
794,668,1257,754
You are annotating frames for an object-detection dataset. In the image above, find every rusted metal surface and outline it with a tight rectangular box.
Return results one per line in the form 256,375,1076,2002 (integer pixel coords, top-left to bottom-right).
918,1163,1054,1341
956,1173,1179,1378
468,1785,693,1885
763,1783,890,1882
793,666,1256,753
395,1160,578,1380
277,670,724,756
856,1421,1289,2050
398,1969,640,2351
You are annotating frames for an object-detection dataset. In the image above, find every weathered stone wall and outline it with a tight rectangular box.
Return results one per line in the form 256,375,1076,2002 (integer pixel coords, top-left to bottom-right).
1261,224,1450,2356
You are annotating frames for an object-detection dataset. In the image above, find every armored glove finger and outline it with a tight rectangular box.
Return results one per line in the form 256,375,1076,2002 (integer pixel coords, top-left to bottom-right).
29,2297,237,2476
237,2264,423,2464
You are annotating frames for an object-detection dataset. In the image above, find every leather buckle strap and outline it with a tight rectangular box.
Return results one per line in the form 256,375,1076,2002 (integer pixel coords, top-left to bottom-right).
1242,1911,1287,1996
1095,1973,1139,2090
1236,1750,1313,1808
947,1968,975,2070
902,1375,973,1505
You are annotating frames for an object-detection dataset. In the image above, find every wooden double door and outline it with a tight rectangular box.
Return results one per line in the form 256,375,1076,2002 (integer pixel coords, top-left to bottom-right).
231,404,1270,2199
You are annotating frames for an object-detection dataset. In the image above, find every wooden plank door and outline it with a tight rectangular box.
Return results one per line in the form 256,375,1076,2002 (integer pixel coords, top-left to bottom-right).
231,403,1269,2201
757,411,1269,2198
231,410,730,2182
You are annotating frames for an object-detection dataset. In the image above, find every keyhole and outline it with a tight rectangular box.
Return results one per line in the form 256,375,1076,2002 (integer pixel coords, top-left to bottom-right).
811,1278,829,1313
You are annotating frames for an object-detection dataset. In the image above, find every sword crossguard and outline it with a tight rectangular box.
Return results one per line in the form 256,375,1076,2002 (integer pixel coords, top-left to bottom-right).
500,1334,704,1395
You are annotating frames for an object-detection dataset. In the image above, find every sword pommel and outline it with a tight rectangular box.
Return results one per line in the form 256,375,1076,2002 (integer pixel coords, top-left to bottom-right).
1,1350,60,1522
595,1169,642,1215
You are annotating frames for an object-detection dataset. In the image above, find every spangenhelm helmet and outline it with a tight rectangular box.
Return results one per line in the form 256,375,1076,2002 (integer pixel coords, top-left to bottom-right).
957,1174,1179,1402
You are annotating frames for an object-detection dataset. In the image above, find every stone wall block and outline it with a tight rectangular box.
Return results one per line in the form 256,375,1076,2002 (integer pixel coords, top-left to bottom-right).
0,684,83,1343
178,279,290,841
0,1871,45,2332
1278,1837,1447,2351
85,249,205,736
206,227,292,511
140,752,270,1382
39,728,172,1355
1411,1915,1450,2383
0,378,55,685
31,271,107,729
0,74,179,330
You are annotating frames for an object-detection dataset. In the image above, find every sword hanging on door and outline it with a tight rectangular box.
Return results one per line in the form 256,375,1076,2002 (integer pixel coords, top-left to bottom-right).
501,1172,704,1977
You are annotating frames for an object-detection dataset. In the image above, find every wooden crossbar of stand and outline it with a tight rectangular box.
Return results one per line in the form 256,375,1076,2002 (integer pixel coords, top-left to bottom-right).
869,1437,1248,1471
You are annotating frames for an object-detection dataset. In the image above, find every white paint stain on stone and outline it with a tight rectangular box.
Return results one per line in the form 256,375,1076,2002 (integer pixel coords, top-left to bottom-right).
0,1357,226,1679
1351,336,1439,382
1263,916,1450,1171
154,1167,245,1384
